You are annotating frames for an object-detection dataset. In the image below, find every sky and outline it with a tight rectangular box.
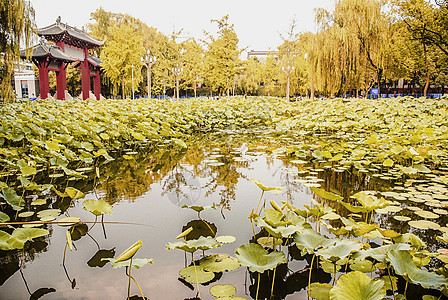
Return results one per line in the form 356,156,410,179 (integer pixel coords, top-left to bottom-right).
30,0,334,53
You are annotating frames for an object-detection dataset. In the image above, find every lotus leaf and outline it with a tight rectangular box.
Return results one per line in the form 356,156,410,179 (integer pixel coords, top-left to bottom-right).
102,257,153,269
329,271,386,300
6,228,49,250
235,243,287,273
387,250,447,288
0,211,10,223
349,259,376,273
408,220,440,230
65,187,85,199
165,236,220,253
315,239,363,262
216,235,236,244
179,265,215,284
210,284,237,297
21,166,37,176
0,230,12,250
414,210,439,219
199,254,240,273
293,229,335,255
309,282,332,300
310,187,343,201
18,211,34,218
82,199,113,216
37,209,61,218
250,178,282,192
1,188,23,210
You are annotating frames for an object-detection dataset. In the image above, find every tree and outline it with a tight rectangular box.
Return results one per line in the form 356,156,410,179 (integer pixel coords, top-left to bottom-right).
100,19,145,98
181,39,204,98
0,0,35,102
239,57,262,95
277,20,300,100
260,52,279,97
204,15,241,97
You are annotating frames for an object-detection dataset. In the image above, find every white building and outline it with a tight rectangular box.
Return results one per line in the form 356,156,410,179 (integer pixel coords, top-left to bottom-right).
14,61,38,99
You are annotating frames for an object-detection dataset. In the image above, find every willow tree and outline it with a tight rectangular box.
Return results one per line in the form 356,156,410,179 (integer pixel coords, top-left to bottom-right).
100,18,145,98
314,0,394,96
0,0,35,102
204,15,241,97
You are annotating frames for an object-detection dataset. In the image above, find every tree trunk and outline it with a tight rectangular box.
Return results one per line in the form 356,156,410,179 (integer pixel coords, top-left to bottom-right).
424,43,429,99
122,74,125,99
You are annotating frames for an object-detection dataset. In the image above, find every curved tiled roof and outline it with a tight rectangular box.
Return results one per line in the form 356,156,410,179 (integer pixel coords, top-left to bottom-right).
38,17,104,49
20,41,77,62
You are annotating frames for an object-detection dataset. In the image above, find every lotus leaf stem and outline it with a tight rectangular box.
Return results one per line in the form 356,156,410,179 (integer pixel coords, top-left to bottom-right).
256,272,260,300
270,267,276,298
192,259,201,299
256,191,265,215
307,254,316,299
127,258,132,300
387,265,396,300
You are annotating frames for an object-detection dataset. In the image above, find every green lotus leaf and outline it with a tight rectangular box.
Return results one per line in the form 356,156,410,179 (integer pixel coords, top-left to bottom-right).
393,233,426,249
293,229,335,255
250,178,282,192
263,209,287,227
6,228,50,250
387,250,447,289
309,282,332,300
181,204,216,213
80,141,94,151
349,259,376,273
82,199,113,216
0,211,10,223
1,188,24,211
102,257,153,269
216,235,236,244
235,243,287,273
329,271,386,300
37,209,61,219
310,187,343,201
322,212,341,220
131,132,145,140
45,141,61,151
315,239,363,262
165,236,220,253
65,187,85,199
61,166,87,178
383,158,394,167
18,211,34,218
339,201,368,213
254,215,307,238
210,284,236,297
199,254,240,273
353,192,387,211
352,243,412,262
179,265,215,284
114,240,143,263
21,166,37,176
0,230,12,250
408,220,440,230
414,210,439,219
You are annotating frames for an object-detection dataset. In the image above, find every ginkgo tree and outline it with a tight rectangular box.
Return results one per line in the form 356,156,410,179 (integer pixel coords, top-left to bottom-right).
100,19,145,99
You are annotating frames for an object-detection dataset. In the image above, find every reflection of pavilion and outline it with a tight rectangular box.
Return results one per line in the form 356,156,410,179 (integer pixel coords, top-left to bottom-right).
21,17,104,100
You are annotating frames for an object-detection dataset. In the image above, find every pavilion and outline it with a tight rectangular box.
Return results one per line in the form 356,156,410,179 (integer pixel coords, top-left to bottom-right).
21,17,104,100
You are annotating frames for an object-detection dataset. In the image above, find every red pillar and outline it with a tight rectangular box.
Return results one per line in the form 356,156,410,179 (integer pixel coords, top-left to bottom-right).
55,41,67,100
38,61,50,99
94,68,101,100
56,62,67,100
81,49,90,100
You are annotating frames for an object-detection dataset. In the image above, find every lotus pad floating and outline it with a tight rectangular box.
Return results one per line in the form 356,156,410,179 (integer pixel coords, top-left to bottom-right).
235,243,287,273
330,271,386,300
209,284,236,297
82,199,113,216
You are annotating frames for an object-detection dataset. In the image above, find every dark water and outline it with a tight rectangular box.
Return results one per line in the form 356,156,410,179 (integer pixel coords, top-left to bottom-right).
0,132,446,299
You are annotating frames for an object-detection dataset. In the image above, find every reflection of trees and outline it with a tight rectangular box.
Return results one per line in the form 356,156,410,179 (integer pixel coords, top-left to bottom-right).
96,146,187,204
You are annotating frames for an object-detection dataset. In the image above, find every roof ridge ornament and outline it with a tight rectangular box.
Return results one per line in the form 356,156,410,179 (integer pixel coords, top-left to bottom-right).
56,16,61,24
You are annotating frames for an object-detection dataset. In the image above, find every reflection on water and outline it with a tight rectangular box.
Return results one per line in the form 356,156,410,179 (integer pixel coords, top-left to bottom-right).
1,131,447,299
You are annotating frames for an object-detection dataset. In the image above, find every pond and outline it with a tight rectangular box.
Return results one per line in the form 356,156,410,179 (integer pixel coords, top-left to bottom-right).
1,129,447,300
